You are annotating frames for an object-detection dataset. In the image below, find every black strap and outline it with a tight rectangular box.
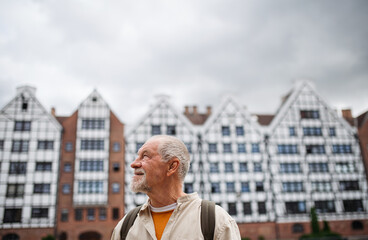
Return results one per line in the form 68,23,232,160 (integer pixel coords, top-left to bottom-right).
201,200,216,240
120,200,216,240
120,205,142,240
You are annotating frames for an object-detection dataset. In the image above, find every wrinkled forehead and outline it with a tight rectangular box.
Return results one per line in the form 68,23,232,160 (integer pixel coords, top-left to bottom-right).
138,138,160,155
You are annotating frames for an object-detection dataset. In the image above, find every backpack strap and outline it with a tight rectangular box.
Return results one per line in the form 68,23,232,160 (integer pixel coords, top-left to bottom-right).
120,205,142,240
201,200,216,240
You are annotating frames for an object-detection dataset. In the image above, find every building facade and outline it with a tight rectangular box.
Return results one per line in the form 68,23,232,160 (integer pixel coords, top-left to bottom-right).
55,90,125,240
124,81,368,239
0,86,62,240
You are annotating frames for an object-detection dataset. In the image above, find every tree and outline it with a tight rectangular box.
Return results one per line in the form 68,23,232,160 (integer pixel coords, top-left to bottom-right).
310,207,320,234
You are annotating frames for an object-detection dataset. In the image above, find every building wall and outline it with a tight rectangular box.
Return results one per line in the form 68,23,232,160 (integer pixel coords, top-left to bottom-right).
56,91,125,240
0,86,62,240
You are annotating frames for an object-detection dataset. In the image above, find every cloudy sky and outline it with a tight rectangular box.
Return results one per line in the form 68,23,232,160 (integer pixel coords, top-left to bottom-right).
0,0,367,126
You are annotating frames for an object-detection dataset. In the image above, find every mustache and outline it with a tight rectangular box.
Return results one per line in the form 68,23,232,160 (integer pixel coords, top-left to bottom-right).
134,168,145,175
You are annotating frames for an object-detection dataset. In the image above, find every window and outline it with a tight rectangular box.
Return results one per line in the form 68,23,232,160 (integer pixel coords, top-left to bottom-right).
339,181,359,191
226,182,235,193
62,184,71,194
256,182,264,192
303,127,322,136
285,201,306,214
9,162,27,174
223,143,232,153
185,142,192,153
11,140,29,153
236,126,244,136
81,139,104,150
87,208,95,220
31,208,48,218
6,184,24,198
112,208,119,220
64,163,72,172
241,182,250,192
211,182,221,193
112,183,120,193
82,119,105,129
99,208,107,220
278,144,298,154
239,162,248,172
113,142,121,152
300,110,319,119
292,224,304,233
243,202,252,215
254,162,262,172
280,163,301,173
37,140,54,150
14,121,31,131
65,142,73,152
336,162,355,173
282,182,304,192
184,183,193,193
78,181,103,194
166,125,176,135
289,127,296,136
225,162,234,173
113,163,120,172
228,203,237,215
210,163,219,173
258,202,266,214
352,220,364,230
251,143,260,153
306,145,325,154
312,181,332,192
0,140,4,150
237,143,246,153
34,184,51,194
61,209,68,222
315,200,335,213
35,162,52,171
3,233,20,240
329,127,336,136
136,142,144,153
208,143,217,153
222,126,230,136
80,160,104,171
343,200,364,212
3,208,22,223
75,209,83,221
151,125,161,135
309,162,329,173
332,144,352,154
22,101,28,111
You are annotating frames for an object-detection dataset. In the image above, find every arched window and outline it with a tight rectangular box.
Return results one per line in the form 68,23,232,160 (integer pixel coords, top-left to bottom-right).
3,233,20,240
79,231,101,240
352,220,364,230
292,223,304,233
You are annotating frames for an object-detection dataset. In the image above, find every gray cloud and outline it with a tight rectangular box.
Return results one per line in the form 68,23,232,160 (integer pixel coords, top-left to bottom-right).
0,0,367,125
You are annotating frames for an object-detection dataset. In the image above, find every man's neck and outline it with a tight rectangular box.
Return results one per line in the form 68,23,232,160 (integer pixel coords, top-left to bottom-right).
148,188,186,207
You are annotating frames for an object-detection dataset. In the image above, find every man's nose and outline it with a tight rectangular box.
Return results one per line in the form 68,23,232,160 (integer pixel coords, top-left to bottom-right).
131,157,142,169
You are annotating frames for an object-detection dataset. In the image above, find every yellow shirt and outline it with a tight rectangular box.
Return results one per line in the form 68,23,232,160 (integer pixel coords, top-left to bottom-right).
151,210,174,240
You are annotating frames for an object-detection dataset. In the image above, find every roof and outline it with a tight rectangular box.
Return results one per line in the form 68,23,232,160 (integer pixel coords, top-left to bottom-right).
255,114,274,126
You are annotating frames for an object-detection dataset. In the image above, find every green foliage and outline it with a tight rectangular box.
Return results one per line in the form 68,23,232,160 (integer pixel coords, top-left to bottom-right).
322,220,330,232
310,207,320,234
41,235,55,240
242,238,251,240
258,236,265,240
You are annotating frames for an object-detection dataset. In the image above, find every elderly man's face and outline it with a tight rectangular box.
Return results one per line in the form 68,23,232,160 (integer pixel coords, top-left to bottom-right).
130,139,168,193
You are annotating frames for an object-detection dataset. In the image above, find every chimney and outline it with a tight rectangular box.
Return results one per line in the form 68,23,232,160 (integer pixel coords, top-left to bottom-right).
193,106,198,114
206,106,212,116
51,107,56,117
342,109,352,119
184,106,189,115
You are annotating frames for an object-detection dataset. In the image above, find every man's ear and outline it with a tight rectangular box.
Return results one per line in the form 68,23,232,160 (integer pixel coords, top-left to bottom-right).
167,158,180,176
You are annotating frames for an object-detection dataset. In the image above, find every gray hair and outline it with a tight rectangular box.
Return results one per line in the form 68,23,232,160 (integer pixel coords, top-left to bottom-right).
148,135,190,181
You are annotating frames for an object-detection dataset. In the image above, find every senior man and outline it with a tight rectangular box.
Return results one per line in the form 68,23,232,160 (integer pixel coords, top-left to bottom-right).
111,135,241,240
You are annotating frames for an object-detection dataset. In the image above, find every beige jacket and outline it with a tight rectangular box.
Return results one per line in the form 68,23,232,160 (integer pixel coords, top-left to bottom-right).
111,193,241,240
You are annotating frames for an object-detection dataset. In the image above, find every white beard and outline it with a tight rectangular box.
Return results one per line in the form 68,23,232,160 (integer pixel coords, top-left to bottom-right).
130,170,151,193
